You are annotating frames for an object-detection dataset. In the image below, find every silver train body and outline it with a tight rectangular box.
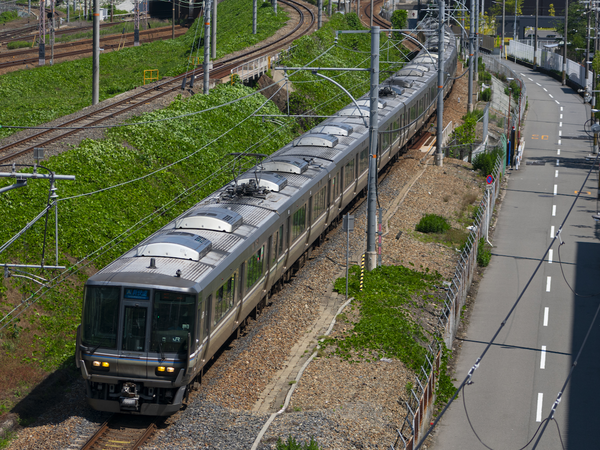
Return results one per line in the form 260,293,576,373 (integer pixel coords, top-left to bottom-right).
76,23,457,416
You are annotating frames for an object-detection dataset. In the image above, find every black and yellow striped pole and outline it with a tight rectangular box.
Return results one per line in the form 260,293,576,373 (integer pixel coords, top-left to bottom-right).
360,253,365,291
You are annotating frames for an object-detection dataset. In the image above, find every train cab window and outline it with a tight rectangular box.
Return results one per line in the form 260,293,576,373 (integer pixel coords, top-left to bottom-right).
246,245,265,291
82,286,120,350
150,291,195,355
122,305,147,352
343,160,355,189
313,186,327,222
291,205,307,242
359,148,368,174
214,272,237,325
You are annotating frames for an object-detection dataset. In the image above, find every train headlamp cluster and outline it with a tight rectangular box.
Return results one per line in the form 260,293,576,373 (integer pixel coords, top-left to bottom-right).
156,366,176,374
92,361,110,370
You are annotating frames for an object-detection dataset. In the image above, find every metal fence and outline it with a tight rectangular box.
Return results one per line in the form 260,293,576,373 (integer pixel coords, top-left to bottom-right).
391,151,506,450
231,53,281,83
0,0,17,13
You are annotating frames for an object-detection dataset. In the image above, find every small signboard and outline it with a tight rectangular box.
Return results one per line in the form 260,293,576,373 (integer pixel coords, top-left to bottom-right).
486,175,494,189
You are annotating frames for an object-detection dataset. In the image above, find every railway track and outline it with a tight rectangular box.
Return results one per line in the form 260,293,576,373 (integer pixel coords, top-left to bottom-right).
80,415,157,450
0,0,314,165
0,26,187,70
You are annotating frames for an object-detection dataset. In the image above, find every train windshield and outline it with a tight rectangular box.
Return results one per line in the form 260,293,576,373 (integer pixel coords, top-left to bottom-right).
82,286,120,349
151,291,195,355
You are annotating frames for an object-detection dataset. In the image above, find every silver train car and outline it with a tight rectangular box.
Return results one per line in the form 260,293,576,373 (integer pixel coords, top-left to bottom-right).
76,23,457,415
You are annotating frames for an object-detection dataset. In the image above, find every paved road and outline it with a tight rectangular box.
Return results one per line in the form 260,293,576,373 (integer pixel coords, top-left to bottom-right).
431,62,600,449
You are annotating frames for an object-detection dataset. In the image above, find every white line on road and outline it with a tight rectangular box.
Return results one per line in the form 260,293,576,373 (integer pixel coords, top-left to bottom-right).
540,346,547,369
543,88,548,92
559,122,562,127
544,307,549,326
558,139,561,145
556,159,560,166
548,249,553,264
552,205,556,216
555,170,559,177
528,77,533,81
556,100,560,104
549,94,554,98
537,82,542,86
554,184,558,195
551,225,555,237
537,393,544,422
557,149,561,155
546,277,552,292
560,114,563,119
559,130,562,136
561,106,563,111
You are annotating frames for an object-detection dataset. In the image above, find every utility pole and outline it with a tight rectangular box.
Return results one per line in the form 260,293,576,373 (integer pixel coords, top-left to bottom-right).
586,2,591,97
436,0,445,167
172,0,175,39
92,0,99,105
474,0,479,82
318,0,322,28
212,0,216,59
468,0,474,111
329,0,332,16
50,0,55,66
67,0,70,22
272,0,277,15
110,0,113,22
134,0,140,46
562,0,568,85
501,0,505,58
534,0,538,68
203,0,212,95
370,0,373,26
252,0,257,34
366,25,380,271
38,0,45,66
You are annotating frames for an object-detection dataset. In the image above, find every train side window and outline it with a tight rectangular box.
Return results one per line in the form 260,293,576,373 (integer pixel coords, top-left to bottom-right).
291,205,307,242
410,105,416,122
271,233,278,266
203,295,211,340
245,246,265,291
344,159,355,188
196,297,204,346
214,272,237,325
359,148,368,174
278,225,284,257
333,173,339,198
313,186,327,221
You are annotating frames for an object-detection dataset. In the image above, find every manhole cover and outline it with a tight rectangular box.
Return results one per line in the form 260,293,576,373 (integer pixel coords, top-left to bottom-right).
526,160,546,165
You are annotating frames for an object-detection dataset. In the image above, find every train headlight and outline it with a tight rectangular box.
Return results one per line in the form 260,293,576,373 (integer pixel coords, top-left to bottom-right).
92,360,109,371
166,367,175,373
92,361,101,367
157,366,166,372
101,362,110,368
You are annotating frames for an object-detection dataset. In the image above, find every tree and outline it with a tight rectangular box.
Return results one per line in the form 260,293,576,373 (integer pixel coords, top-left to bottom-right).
453,114,477,145
549,3,555,16
391,10,408,40
554,1,587,62
490,0,524,19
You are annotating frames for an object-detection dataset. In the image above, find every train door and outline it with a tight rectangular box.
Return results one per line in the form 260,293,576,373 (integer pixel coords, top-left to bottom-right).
119,298,149,379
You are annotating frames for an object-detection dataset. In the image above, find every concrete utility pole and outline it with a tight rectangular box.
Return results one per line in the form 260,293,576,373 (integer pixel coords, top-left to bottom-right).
67,0,70,22
586,3,591,95
366,25,380,271
92,0,99,105
134,0,140,46
203,0,212,94
474,0,479,82
502,0,505,58
562,0,567,84
318,0,322,28
370,0,373,26
468,0,474,111
328,0,332,16
39,0,46,66
253,0,257,34
436,0,445,167
212,0,216,58
50,0,55,66
272,0,277,15
172,0,175,39
534,0,538,68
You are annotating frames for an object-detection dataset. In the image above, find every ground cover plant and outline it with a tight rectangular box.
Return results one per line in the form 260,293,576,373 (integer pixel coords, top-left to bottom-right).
0,0,288,140
0,10,18,24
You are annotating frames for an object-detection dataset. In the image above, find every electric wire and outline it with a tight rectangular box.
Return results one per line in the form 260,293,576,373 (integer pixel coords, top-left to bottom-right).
414,139,600,450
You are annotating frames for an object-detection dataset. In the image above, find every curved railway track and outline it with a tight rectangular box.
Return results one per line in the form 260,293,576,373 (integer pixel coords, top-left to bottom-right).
0,0,314,165
81,415,157,450
0,26,188,70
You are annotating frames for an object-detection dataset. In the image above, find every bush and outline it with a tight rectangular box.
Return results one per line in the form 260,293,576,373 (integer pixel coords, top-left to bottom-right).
391,10,408,39
479,71,491,83
0,10,18,24
481,87,491,102
416,214,451,234
472,146,504,176
477,238,491,267
276,436,321,450
7,41,32,50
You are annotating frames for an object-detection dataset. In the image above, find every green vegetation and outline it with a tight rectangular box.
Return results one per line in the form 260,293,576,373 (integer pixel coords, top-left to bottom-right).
391,9,408,40
276,436,321,450
415,214,451,234
6,41,31,50
451,112,477,145
504,79,521,101
477,237,492,267
480,87,491,102
434,344,456,408
328,265,443,370
0,10,18,24
0,0,288,140
472,146,504,176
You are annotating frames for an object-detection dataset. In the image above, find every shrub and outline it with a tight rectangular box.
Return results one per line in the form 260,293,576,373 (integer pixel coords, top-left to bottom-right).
276,436,321,450
481,87,491,102
477,238,492,267
416,214,451,234
7,41,32,50
391,10,408,39
472,146,504,176
479,71,491,83
0,10,18,24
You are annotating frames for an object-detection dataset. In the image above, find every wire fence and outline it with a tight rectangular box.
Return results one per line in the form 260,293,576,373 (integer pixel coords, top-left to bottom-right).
390,150,506,450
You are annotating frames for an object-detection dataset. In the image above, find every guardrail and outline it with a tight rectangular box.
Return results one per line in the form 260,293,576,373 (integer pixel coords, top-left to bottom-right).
230,53,280,83
391,152,506,450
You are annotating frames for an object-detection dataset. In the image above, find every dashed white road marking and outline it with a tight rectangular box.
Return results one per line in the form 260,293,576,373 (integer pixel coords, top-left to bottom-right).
546,277,552,292
556,100,560,104
548,249,553,264
540,346,547,369
549,94,554,98
544,307,549,326
554,184,558,195
552,205,556,216
559,130,562,136
551,225,555,237
559,122,562,127
544,88,548,92
557,149,561,155
560,114,563,119
537,393,544,422
558,139,561,145
560,106,563,111
556,159,560,166
528,77,534,81
555,169,559,177
537,82,542,86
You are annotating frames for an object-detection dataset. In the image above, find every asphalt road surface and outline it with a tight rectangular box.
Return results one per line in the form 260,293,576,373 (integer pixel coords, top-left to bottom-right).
431,60,600,449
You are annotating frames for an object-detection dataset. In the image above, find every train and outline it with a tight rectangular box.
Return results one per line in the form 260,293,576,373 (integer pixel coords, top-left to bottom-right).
75,20,458,416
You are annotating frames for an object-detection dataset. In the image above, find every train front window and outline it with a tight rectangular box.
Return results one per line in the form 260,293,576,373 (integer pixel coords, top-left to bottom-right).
122,306,147,352
151,291,195,354
82,286,120,349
